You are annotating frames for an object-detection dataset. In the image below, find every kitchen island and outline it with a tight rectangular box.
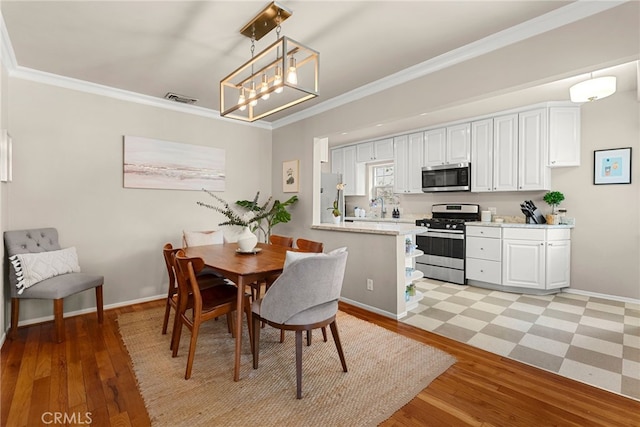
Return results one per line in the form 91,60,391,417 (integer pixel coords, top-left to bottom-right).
311,221,426,319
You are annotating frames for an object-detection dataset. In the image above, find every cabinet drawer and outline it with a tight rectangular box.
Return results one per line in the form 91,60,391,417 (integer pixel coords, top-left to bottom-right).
466,226,501,238
466,236,501,261
503,228,546,241
466,258,502,284
547,228,571,240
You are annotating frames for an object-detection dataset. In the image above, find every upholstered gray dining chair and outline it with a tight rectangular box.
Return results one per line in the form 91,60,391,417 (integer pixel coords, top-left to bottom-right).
251,250,348,399
4,228,104,343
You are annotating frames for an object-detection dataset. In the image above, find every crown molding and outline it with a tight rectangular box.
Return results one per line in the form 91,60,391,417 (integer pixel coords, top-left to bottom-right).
270,0,627,129
1,2,627,131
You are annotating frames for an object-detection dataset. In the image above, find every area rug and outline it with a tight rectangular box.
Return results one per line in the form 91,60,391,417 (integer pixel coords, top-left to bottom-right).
118,307,456,427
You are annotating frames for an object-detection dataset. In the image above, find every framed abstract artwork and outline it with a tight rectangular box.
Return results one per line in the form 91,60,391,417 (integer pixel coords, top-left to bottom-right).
593,147,632,185
282,159,299,192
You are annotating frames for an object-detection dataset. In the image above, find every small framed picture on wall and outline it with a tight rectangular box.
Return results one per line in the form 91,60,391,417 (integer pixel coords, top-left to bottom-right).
282,159,299,193
593,147,632,185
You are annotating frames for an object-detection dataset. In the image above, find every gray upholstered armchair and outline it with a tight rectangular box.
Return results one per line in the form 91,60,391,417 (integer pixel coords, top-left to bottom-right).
4,228,104,343
251,250,348,399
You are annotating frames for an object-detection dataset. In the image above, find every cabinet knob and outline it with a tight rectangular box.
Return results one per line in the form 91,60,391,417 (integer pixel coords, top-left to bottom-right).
480,247,484,250
480,269,484,273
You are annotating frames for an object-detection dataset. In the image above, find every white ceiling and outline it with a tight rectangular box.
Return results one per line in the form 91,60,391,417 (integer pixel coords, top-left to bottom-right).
1,1,637,137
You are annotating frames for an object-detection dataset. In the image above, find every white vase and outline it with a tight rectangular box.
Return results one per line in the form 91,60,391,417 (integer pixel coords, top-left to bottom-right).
332,215,341,224
237,227,258,252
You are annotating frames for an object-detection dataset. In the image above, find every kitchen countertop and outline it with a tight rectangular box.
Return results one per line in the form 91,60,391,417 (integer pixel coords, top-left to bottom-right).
467,221,574,229
343,216,418,224
312,221,427,236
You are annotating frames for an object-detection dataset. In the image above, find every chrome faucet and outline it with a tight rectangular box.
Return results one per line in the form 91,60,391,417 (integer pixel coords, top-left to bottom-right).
374,196,385,218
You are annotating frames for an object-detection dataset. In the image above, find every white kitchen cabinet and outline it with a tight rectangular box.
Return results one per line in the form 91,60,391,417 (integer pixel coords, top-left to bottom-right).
473,110,550,193
502,228,570,291
518,108,550,191
466,226,502,285
548,106,581,167
356,138,394,162
493,114,519,192
394,133,423,194
423,128,446,166
447,123,471,163
424,124,470,166
471,119,494,192
331,146,364,196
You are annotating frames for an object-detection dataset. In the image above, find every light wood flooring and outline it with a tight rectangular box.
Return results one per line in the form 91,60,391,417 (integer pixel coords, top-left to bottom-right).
2,299,639,426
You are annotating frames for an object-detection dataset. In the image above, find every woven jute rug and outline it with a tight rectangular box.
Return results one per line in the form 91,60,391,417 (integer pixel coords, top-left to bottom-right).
118,307,456,427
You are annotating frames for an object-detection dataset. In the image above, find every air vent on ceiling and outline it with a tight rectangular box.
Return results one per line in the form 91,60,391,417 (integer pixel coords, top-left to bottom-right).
164,92,198,104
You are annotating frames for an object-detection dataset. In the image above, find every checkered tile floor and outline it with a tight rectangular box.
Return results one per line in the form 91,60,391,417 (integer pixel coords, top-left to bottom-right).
402,278,640,401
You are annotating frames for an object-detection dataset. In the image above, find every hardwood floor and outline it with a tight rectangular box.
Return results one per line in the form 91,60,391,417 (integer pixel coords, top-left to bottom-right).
2,299,639,427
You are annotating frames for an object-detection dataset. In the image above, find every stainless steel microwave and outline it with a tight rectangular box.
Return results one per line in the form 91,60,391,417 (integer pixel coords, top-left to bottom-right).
421,163,471,192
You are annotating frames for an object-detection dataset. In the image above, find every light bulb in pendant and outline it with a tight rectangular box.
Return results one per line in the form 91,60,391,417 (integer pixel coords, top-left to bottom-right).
286,56,297,85
274,65,283,94
260,73,270,100
249,81,257,107
238,88,246,111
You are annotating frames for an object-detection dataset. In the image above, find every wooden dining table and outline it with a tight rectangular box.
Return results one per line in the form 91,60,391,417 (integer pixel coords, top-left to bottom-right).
183,241,292,381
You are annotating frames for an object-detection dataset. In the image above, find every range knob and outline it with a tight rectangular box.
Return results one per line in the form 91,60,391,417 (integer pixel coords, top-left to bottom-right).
445,224,451,229
451,224,457,229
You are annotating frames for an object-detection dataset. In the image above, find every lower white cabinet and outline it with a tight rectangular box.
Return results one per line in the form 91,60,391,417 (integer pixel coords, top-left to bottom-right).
466,225,571,292
502,228,570,291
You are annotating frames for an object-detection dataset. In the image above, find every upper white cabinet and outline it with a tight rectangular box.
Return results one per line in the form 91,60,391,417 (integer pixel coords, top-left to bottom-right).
424,124,470,166
548,106,581,167
423,128,446,166
394,133,423,194
331,146,365,196
472,109,552,193
519,108,550,191
493,114,519,192
356,138,394,162
447,123,471,164
470,119,494,192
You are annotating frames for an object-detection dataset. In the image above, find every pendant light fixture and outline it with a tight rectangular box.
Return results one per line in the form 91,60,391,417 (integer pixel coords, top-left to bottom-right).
220,1,319,122
569,73,617,103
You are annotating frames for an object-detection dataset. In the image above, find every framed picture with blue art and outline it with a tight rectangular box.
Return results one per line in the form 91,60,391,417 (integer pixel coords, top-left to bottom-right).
594,147,632,185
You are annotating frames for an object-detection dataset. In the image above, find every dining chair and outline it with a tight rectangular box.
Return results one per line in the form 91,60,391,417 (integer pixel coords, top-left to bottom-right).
249,234,294,301
4,228,104,343
251,250,349,399
172,249,253,380
280,237,326,345
161,243,228,349
269,234,294,248
296,238,324,253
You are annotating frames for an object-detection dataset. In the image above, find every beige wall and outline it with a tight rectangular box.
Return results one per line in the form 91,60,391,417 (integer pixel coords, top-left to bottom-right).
4,78,272,325
273,4,639,300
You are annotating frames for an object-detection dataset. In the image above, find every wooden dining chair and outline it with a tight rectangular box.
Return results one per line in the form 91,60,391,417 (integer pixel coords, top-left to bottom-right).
252,250,349,398
269,234,294,248
296,238,324,253
171,249,253,380
161,243,227,349
249,234,294,301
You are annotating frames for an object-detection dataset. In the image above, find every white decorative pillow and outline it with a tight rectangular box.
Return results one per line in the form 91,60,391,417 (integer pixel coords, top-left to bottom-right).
9,247,81,294
183,230,224,247
328,246,347,255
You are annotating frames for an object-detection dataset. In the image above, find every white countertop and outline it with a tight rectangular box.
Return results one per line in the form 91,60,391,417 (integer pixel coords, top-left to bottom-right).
467,221,574,229
343,216,418,224
312,221,427,236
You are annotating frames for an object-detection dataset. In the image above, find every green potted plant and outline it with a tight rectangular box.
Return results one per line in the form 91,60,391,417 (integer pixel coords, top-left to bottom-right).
543,191,565,214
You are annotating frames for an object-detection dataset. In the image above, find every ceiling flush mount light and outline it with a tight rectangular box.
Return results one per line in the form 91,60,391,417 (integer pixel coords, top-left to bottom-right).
220,1,319,122
569,74,617,103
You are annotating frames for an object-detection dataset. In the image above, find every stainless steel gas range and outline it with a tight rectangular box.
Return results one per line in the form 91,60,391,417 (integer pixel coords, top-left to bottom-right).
414,203,480,285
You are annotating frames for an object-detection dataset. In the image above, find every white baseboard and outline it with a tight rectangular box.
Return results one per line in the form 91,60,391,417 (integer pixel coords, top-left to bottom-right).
339,297,403,320
562,288,640,305
11,294,166,329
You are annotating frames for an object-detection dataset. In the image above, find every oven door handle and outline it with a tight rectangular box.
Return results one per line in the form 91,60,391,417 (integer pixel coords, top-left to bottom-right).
418,231,464,239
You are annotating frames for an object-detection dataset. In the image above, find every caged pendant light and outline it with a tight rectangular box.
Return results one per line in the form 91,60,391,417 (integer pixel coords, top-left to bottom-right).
220,1,319,122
